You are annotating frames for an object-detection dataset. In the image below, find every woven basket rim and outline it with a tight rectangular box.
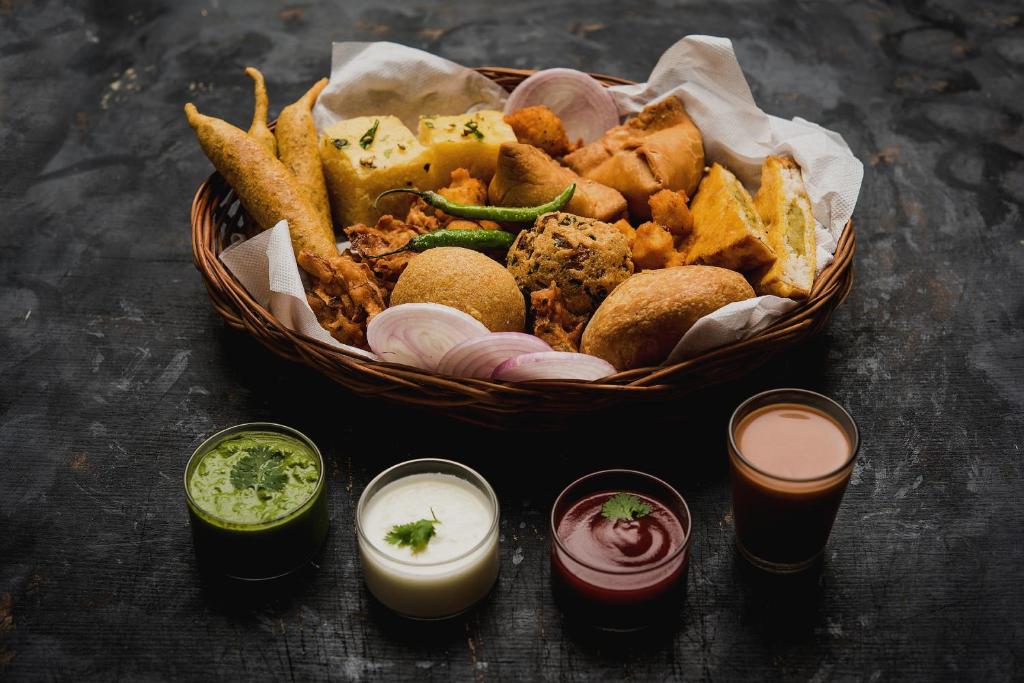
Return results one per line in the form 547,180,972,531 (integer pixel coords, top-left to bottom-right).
189,66,856,400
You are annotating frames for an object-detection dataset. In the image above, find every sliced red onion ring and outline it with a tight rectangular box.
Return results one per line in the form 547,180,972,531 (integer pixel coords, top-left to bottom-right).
491,351,616,382
504,68,620,145
366,303,488,372
437,333,553,379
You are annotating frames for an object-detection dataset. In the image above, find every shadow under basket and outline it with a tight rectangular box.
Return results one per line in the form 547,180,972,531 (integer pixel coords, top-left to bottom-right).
190,67,856,429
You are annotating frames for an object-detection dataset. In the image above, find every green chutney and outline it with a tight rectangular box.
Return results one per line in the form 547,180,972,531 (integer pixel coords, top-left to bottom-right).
188,430,320,525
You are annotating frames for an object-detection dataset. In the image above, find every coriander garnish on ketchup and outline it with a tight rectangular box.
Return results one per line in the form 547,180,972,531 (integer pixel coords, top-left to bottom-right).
550,471,692,630
601,492,653,520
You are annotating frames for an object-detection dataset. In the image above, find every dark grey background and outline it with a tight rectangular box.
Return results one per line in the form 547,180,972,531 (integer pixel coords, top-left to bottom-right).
2,0,1022,680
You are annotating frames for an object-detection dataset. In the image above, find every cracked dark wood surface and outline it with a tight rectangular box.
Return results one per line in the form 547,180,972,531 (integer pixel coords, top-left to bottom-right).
1,0,1022,680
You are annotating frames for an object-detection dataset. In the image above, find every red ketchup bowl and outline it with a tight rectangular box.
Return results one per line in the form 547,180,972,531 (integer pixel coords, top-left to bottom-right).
550,469,692,631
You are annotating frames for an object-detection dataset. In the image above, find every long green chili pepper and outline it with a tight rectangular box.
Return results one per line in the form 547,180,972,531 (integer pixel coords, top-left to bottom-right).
358,229,516,259
374,182,575,222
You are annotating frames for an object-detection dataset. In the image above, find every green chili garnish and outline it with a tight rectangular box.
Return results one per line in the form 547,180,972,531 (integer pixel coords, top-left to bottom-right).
374,183,575,223
356,229,516,259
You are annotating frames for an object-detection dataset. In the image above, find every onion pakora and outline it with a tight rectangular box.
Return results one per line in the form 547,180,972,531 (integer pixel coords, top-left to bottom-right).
406,168,500,233
344,215,420,291
298,251,387,349
530,282,588,352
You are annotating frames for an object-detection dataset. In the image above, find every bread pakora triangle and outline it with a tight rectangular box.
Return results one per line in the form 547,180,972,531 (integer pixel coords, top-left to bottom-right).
683,163,775,273
751,156,817,299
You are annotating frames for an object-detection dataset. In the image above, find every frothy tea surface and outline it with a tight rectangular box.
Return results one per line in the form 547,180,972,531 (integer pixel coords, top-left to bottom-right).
735,403,851,480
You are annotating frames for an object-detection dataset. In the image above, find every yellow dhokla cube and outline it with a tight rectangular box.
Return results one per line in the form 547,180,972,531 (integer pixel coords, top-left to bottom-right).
319,115,432,228
418,110,516,187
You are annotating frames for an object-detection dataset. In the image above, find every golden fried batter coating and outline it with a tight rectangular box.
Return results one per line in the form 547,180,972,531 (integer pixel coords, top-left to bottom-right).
504,106,578,158
438,167,489,205
406,168,500,233
632,221,677,271
244,67,276,156
611,218,636,251
276,78,332,230
649,189,693,237
530,282,588,352
184,103,338,264
684,163,775,272
298,251,387,349
344,215,420,291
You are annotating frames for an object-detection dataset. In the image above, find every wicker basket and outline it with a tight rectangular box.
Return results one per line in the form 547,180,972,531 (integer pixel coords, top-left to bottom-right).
190,67,855,428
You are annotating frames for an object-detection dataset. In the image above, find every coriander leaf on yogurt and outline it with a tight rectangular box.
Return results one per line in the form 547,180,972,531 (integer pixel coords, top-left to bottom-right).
385,510,441,553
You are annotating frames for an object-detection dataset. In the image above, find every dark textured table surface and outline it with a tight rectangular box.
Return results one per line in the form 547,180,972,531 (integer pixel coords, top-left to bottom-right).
2,1,1023,680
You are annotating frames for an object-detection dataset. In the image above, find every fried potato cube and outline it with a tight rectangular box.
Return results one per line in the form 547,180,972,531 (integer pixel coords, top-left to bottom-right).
504,105,577,158
320,115,432,228
612,218,636,251
418,110,516,186
437,167,489,206
649,189,693,237
632,221,677,270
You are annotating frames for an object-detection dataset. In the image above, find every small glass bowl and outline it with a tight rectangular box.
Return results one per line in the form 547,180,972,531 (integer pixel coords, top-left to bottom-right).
550,469,693,631
356,458,500,620
184,422,329,581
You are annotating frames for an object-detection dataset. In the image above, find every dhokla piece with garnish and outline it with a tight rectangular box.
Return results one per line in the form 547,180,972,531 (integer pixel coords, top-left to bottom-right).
319,115,432,228
418,111,516,187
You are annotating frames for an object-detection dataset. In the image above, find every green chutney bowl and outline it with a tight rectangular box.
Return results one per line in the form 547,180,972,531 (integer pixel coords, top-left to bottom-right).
184,422,329,580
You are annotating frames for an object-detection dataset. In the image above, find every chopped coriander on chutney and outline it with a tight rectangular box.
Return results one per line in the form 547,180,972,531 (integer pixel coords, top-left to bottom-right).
188,431,320,525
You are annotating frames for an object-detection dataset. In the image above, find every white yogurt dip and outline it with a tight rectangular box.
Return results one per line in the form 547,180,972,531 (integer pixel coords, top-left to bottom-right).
357,463,499,618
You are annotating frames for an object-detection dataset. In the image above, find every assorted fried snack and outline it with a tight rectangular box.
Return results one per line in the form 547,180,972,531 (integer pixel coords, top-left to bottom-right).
751,156,817,299
632,221,678,271
244,67,276,155
683,163,775,272
187,67,823,369
489,143,627,222
344,216,421,291
406,169,501,233
507,212,633,319
298,251,387,349
504,105,578,158
581,266,755,370
649,189,694,237
390,247,525,332
565,97,704,219
276,78,332,228
530,282,589,352
184,102,338,263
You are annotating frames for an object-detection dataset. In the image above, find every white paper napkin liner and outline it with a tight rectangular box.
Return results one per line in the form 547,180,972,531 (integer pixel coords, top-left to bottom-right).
667,295,800,363
219,220,378,360
313,41,510,132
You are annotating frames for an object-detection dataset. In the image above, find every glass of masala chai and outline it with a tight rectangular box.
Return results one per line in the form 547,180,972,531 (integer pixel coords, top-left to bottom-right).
728,389,860,573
